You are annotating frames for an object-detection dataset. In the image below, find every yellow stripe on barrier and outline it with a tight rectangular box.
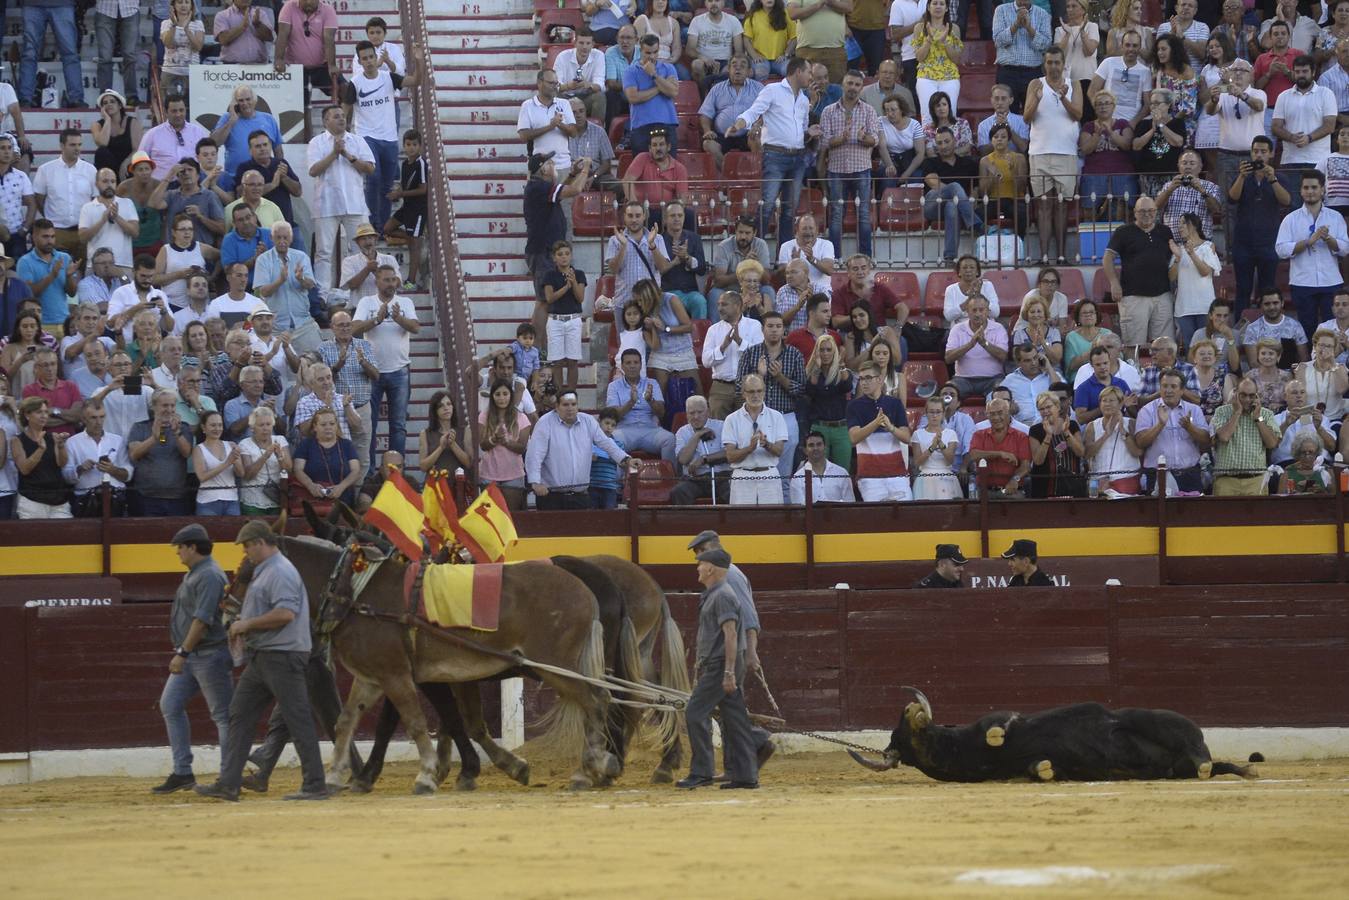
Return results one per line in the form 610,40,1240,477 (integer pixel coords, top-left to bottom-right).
1168,524,1336,557
109,543,245,574
507,535,633,560
989,527,1159,557
814,531,984,563
640,533,810,565
0,544,102,576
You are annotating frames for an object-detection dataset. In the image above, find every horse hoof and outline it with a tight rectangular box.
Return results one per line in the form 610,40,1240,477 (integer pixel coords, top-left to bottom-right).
1034,760,1054,781
413,778,438,796
347,780,370,795
1198,761,1212,780
568,774,592,791
651,769,674,784
455,776,477,792
985,726,1005,747
510,763,531,786
601,753,622,779
434,766,451,785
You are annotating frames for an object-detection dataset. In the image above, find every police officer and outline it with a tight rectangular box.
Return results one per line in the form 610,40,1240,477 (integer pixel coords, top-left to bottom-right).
677,547,759,790
195,520,331,802
687,529,775,770
152,524,235,795
1002,539,1055,586
915,544,967,588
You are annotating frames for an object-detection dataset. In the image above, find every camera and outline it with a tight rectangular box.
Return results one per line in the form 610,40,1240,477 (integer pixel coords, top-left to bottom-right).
1181,175,1194,186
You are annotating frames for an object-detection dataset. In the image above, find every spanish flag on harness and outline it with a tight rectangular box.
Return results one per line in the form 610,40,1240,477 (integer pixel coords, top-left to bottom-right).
454,484,518,563
362,467,424,560
421,470,460,554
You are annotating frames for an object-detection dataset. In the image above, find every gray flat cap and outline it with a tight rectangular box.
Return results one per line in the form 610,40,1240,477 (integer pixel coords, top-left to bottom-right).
696,548,732,568
170,523,210,545
687,529,721,550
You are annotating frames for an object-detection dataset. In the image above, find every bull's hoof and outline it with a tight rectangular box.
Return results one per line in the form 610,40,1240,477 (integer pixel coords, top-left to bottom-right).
651,768,674,784
985,726,1005,747
347,779,372,795
455,774,478,792
1198,761,1213,779
1034,760,1054,781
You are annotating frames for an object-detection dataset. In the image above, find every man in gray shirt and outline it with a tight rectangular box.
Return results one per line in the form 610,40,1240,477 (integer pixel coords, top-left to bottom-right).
709,215,774,306
677,547,759,790
152,524,235,795
195,520,330,802
688,528,774,769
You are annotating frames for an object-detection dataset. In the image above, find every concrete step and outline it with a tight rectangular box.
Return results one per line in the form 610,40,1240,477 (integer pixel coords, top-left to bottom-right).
434,50,540,69
425,17,535,35
433,68,537,89
465,299,537,318
458,235,527,255
450,196,528,215
442,160,532,176
427,32,534,51
439,122,529,142
462,256,529,277
442,141,525,161
438,105,525,125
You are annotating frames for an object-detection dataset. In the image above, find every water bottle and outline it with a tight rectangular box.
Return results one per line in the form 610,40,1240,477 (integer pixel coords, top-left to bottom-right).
1088,475,1100,498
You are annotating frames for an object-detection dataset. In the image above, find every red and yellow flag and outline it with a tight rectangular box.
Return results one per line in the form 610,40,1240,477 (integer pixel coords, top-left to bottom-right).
421,470,459,554
454,484,518,563
362,467,424,560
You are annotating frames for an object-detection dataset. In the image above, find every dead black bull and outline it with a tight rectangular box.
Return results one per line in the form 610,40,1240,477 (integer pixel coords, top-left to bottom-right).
849,688,1263,783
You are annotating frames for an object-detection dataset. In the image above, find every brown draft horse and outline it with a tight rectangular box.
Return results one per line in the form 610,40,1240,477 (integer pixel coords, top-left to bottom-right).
300,506,692,786
243,532,619,792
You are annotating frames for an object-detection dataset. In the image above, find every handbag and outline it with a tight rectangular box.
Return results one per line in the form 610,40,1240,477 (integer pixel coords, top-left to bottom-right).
901,319,947,355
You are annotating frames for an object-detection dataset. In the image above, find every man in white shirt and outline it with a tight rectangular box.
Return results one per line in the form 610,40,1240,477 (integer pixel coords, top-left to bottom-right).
687,0,744,81
77,168,139,271
342,41,422,232
208,262,263,329
554,28,607,122
722,373,788,505
338,222,400,302
62,402,133,515
107,257,172,343
352,266,420,471
32,128,97,259
775,213,835,294
1024,46,1082,265
1276,169,1349,336
1000,343,1058,426
1273,56,1338,170
170,272,213,335
701,290,764,420
1071,332,1143,393
790,429,852,503
1208,59,1267,217
1089,31,1152,125
307,105,376,299
525,391,633,510
731,57,817,249
518,68,579,181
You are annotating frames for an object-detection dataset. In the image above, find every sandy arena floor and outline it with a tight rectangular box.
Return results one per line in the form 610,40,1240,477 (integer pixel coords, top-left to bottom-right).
1,750,1347,899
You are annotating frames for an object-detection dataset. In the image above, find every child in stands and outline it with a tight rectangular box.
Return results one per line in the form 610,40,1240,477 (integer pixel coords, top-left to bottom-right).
384,130,428,290
353,17,406,78
617,298,654,371
541,240,587,393
510,323,541,385
589,406,626,509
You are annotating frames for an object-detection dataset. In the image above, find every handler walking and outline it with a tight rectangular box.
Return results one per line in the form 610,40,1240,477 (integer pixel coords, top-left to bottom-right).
688,529,775,770
195,521,331,802
677,547,760,790
152,524,235,795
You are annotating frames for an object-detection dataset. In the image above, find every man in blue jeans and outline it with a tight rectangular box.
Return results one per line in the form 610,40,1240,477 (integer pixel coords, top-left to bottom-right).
20,0,84,109
921,127,981,263
820,69,879,257
352,265,419,472
153,524,235,795
731,57,817,250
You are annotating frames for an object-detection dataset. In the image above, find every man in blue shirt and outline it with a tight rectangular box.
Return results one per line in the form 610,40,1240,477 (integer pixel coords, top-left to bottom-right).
606,348,677,462
603,25,639,129
253,221,321,353
1000,343,1057,426
208,86,285,194
220,206,273,289
1073,346,1132,425
17,219,78,334
622,34,680,153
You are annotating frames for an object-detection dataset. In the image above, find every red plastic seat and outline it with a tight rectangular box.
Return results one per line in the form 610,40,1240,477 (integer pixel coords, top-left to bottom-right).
903,360,950,404
691,318,712,359
1092,267,1113,301
571,191,618,237
957,73,997,117
676,114,701,151
985,269,1031,310
1056,268,1087,303
675,80,701,115
875,186,926,233
797,186,826,222
680,152,716,183
723,151,761,187
615,151,634,178
874,271,921,310
633,460,676,506
594,274,617,323
963,403,988,425
961,41,997,68
923,270,959,315
608,115,629,147
670,412,688,433
685,187,728,236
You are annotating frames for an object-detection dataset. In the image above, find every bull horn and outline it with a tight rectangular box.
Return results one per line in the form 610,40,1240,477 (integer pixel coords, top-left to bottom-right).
847,749,898,772
900,686,933,724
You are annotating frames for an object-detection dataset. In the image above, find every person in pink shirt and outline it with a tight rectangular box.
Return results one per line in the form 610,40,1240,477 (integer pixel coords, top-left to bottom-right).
20,347,83,438
274,0,340,101
214,0,276,65
944,294,1009,397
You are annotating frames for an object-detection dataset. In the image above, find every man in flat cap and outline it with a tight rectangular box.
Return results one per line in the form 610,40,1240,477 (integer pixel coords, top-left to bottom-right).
688,529,775,771
678,546,759,790
1002,538,1055,586
152,524,235,795
915,544,968,589
195,520,330,802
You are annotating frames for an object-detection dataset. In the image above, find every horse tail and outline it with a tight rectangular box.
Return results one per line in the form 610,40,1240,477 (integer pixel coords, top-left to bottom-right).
651,598,690,750
536,619,610,762
618,613,643,689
